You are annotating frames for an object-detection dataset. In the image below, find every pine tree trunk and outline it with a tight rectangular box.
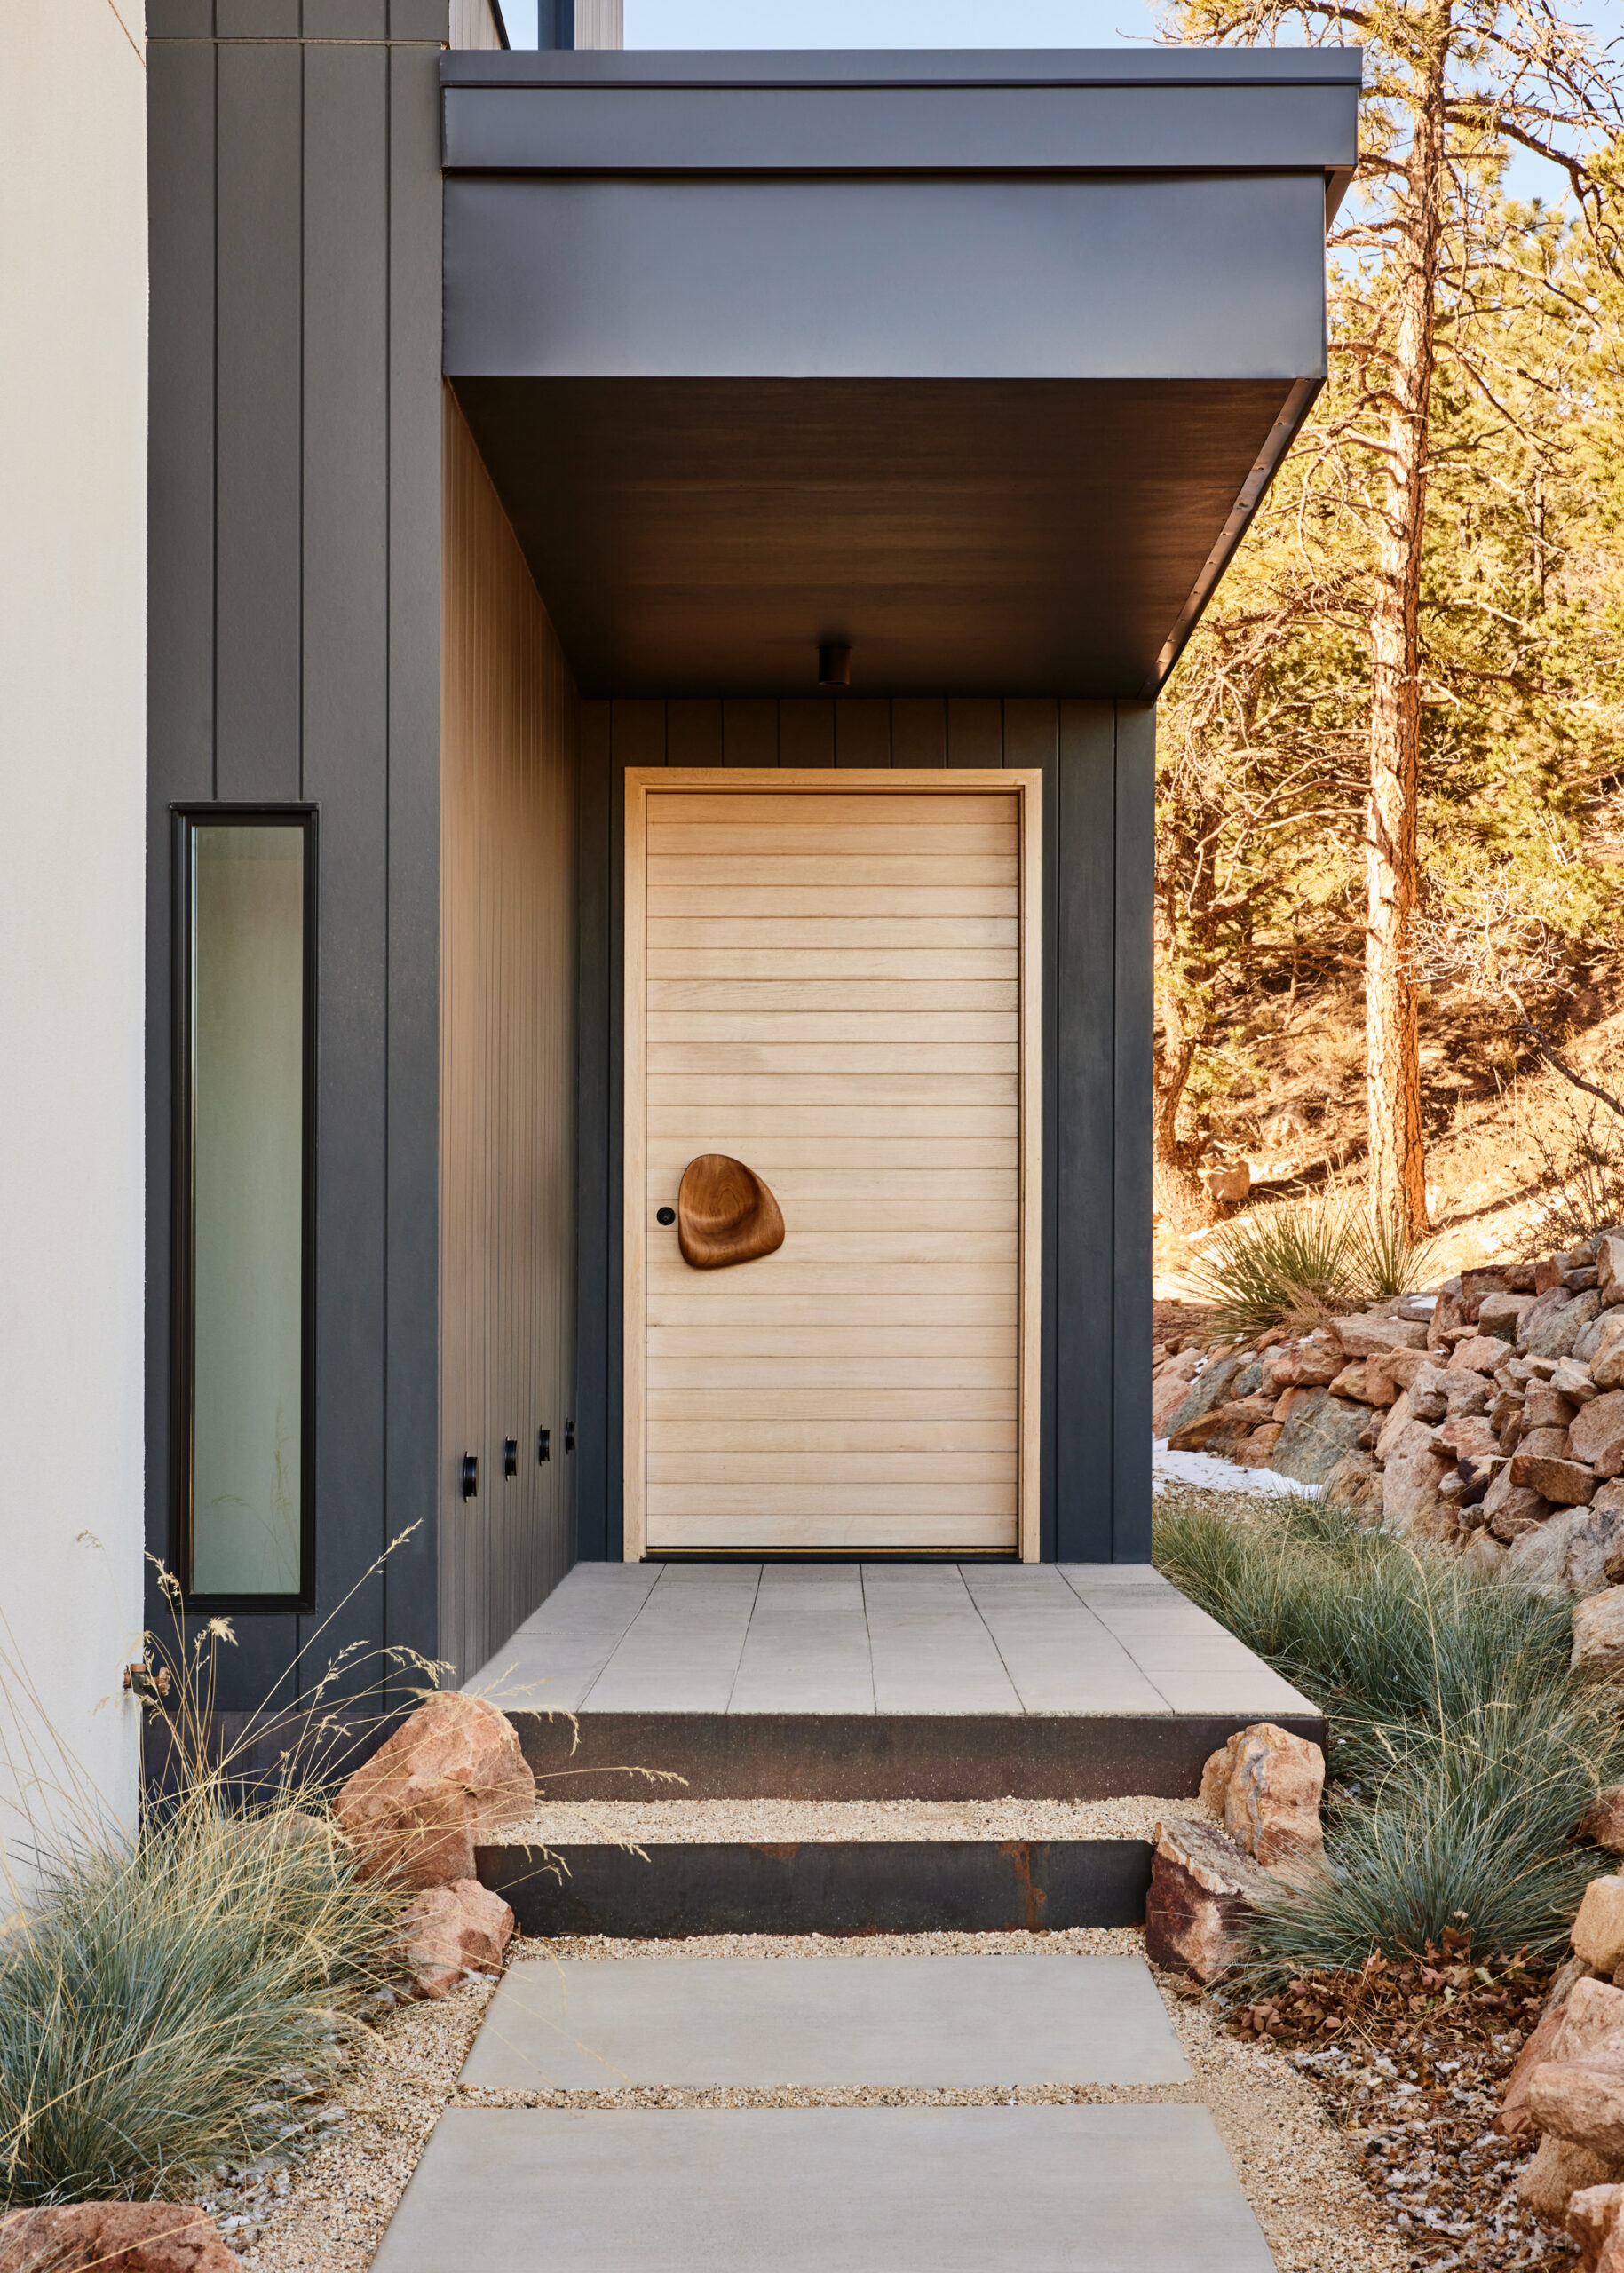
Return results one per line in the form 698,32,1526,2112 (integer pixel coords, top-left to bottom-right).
1365,26,1445,1235
1153,883,1217,1230
1153,1039,1216,1230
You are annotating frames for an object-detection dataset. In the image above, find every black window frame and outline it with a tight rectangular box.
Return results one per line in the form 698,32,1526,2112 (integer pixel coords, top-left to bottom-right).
171,804,319,1613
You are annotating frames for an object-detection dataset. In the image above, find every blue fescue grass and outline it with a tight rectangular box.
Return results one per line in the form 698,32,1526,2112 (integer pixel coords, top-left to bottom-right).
1154,1491,1624,1971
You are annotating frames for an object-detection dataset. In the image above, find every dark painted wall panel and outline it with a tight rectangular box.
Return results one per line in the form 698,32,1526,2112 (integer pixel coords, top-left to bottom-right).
215,44,303,804
574,701,614,1564
302,44,392,1672
1054,702,1120,1562
1002,699,1061,1562
384,41,451,1700
1111,705,1156,1561
891,698,946,768
723,699,778,767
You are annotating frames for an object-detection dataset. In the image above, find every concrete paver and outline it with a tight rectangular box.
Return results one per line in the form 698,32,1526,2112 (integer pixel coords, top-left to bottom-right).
371,2103,1277,2273
460,1952,1192,2091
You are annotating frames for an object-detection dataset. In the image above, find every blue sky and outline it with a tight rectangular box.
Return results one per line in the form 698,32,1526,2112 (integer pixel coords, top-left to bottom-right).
503,0,1157,49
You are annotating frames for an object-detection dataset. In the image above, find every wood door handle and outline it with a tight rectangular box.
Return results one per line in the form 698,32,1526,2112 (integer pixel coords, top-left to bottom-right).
677,1154,786,1270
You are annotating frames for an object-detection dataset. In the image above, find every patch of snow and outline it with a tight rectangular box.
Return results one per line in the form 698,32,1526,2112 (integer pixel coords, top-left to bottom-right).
1152,1439,1322,1498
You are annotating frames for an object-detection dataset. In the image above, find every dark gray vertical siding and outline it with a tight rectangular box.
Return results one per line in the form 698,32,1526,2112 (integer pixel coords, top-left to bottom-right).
146,1,448,1711
1055,702,1124,1562
302,42,392,1673
574,703,614,1564
1001,699,1061,1562
214,44,303,804
1110,705,1155,1560
574,694,1152,1564
384,37,452,1695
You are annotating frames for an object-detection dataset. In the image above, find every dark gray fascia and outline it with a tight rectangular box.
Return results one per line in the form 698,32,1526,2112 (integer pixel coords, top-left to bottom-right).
440,46,1364,87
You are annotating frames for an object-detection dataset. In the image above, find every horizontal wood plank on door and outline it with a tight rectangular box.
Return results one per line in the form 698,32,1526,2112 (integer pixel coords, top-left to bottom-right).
646,1115,1018,1152
648,919,1019,955
646,1012,1017,1048
650,1227,1017,1266
648,1280,1019,1316
646,1445,1010,1482
648,980,1019,1013
648,1350,1018,1386
646,1373,1010,1409
646,1323,1018,1359
647,1512,1019,1548
648,1414,1018,1452
648,1479,1018,1517
649,1075,1017,1109
647,855,1017,892
648,886,1017,920
646,787,1011,824
646,822,1018,859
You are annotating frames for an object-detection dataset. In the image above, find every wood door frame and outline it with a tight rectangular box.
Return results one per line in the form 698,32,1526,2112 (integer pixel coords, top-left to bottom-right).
623,766,1043,1563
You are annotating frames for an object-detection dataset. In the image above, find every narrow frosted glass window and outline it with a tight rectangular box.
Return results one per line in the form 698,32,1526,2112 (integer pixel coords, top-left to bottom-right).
185,820,310,1597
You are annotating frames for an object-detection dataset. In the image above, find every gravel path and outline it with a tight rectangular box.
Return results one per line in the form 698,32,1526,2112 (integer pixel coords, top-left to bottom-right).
222,1931,1403,2273
497,1794,1170,1845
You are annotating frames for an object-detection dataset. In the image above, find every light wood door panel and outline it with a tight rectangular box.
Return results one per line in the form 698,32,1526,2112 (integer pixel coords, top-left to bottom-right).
625,768,1041,1558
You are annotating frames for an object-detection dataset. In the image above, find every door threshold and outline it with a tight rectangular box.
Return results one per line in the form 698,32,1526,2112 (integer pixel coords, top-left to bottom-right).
643,1549,1021,1565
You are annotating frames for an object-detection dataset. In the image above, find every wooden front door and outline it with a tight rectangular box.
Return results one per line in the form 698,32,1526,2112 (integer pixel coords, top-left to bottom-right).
623,768,1041,1558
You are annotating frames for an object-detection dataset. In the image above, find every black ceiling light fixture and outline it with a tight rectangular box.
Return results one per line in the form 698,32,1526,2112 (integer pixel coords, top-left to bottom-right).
817,641,852,688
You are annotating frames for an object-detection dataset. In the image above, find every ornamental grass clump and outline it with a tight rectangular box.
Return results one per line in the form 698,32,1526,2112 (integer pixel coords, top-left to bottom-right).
1185,1192,1437,1341
0,1786,394,2204
1154,1493,1624,1972
0,1554,432,2206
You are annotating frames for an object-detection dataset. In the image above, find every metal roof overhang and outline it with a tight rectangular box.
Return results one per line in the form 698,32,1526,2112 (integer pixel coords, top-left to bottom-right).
440,49,1360,700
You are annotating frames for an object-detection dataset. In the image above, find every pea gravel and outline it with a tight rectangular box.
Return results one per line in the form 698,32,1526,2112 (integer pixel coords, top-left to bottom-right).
497,1794,1171,1846
219,1930,1404,2273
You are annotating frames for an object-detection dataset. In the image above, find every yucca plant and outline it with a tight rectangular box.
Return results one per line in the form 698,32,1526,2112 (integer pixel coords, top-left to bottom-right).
1184,1195,1359,1341
1185,1191,1436,1341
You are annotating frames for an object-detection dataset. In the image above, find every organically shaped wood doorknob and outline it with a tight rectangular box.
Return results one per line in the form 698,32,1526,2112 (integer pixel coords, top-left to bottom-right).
677,1154,786,1270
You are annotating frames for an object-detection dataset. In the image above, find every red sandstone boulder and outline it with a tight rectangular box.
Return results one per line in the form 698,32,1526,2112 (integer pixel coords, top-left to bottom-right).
1573,1394,1624,1482
1583,1787,1624,1854
0,2206,237,2273
1200,1722,1326,1873
398,1875,516,1998
1570,2182,1624,2271
334,1692,535,1888
1144,1815,1277,1984
1329,1313,1427,1358
1522,2136,1624,2223
1497,2000,1572,2137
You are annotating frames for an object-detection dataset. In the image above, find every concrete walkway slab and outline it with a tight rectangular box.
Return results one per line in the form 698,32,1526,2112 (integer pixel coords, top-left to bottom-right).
370,2103,1276,2273
460,1952,1190,2090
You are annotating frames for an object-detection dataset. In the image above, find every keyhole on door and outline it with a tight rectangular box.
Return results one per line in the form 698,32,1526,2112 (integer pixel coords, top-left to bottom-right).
656,1206,676,1225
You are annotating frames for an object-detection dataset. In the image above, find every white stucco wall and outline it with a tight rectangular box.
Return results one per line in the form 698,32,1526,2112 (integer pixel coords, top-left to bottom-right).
0,0,147,1900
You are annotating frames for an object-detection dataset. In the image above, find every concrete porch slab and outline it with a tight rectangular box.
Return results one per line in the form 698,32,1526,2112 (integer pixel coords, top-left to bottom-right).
369,2103,1276,2273
469,1561,1316,1723
459,1952,1190,2090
